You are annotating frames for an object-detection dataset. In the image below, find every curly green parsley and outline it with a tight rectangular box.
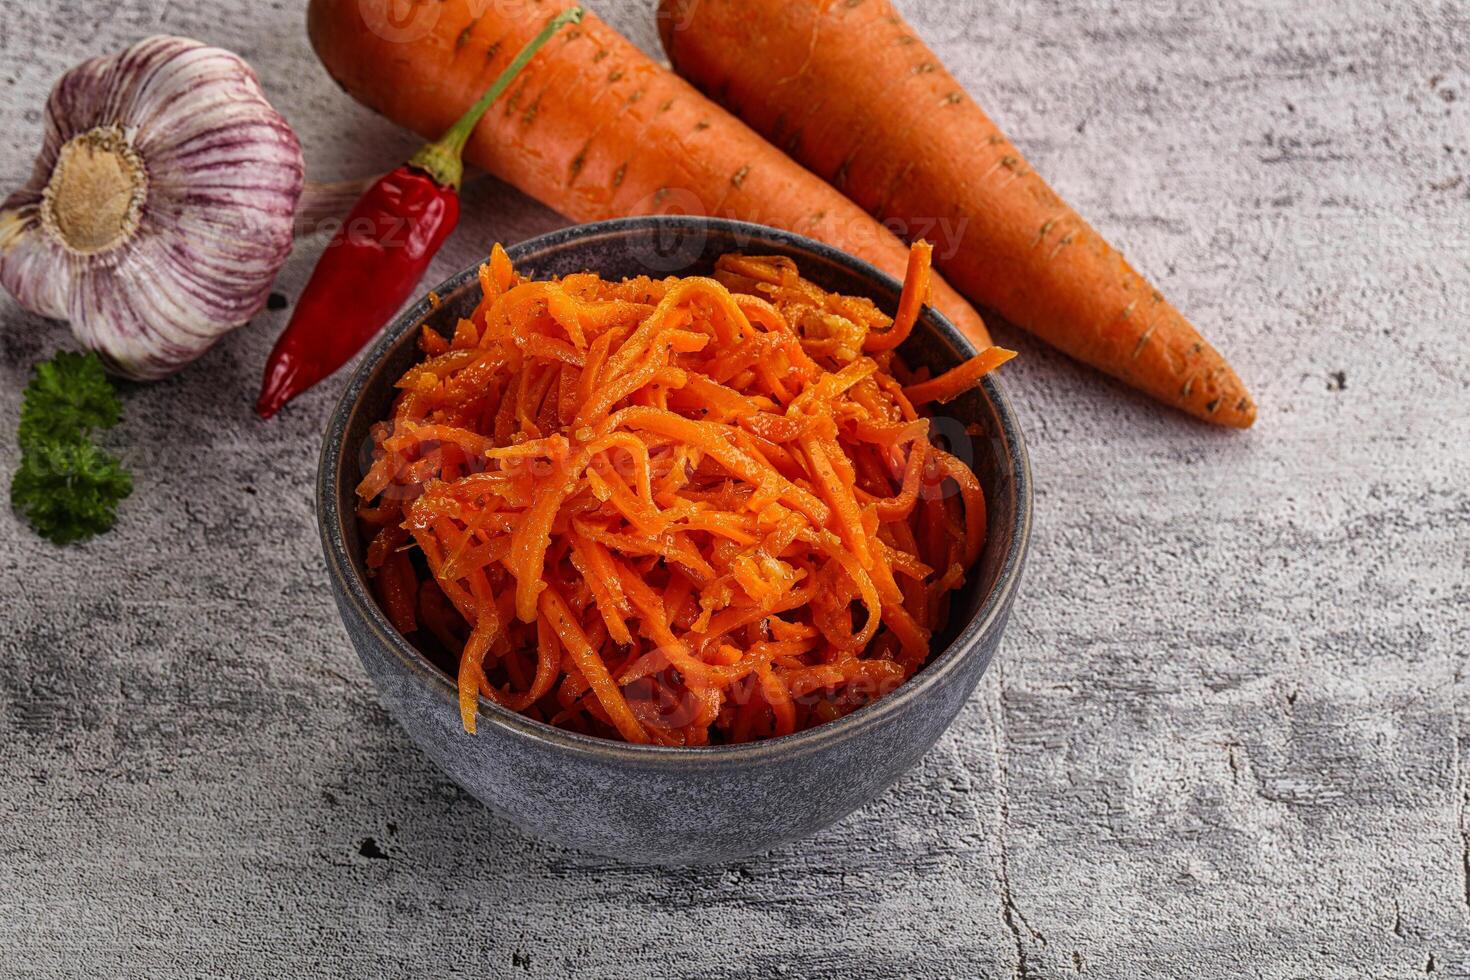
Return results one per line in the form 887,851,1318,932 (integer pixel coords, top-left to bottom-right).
10,352,132,545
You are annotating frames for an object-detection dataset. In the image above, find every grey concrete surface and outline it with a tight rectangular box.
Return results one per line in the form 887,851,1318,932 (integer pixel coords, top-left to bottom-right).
1,0,1467,977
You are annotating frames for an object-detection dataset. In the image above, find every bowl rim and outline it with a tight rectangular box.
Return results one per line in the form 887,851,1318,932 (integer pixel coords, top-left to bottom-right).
318,216,1032,766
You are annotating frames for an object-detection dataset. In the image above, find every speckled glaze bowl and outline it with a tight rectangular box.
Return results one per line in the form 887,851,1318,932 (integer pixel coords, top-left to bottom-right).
318,217,1031,865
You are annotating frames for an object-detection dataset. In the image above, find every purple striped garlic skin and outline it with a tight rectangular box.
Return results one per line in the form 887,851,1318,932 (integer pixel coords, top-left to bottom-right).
0,36,305,380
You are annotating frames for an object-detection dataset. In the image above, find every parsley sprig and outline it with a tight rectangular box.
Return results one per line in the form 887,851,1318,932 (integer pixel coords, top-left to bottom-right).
10,352,133,545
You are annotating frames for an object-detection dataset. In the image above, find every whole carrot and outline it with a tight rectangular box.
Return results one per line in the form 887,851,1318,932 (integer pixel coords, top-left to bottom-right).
659,0,1255,428
256,8,584,418
305,0,994,349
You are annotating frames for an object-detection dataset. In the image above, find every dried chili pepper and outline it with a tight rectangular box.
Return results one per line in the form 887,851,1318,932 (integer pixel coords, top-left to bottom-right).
256,7,584,419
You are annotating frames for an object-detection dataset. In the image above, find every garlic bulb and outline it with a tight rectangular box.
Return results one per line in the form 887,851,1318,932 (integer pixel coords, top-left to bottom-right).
0,36,306,380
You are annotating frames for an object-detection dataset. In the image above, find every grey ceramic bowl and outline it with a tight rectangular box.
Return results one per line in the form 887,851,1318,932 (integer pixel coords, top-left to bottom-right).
318,217,1031,865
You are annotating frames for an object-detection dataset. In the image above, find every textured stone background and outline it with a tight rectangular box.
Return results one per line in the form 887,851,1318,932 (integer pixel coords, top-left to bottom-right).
1,0,1467,977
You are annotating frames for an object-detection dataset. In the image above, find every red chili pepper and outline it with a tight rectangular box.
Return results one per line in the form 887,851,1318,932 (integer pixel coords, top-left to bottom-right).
256,7,584,419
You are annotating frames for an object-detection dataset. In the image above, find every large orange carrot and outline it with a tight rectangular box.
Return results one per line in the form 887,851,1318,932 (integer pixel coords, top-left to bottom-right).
659,0,1255,427
306,0,993,348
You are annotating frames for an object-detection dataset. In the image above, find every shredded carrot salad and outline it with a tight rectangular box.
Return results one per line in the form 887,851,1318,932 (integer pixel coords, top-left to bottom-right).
356,241,1016,745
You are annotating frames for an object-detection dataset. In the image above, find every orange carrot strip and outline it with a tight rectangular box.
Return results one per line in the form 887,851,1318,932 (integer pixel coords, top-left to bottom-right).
866,437,929,522
936,449,987,570
800,432,873,569
567,532,634,646
902,348,1018,406
539,586,649,744
504,613,563,712
755,660,796,738
506,439,590,622
615,407,830,526
864,242,932,353
375,549,420,635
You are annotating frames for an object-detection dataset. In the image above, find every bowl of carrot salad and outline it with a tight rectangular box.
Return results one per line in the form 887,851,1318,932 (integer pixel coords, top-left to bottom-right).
318,217,1031,863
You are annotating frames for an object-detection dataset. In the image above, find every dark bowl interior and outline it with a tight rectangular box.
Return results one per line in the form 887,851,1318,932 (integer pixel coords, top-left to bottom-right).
318,217,1031,862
